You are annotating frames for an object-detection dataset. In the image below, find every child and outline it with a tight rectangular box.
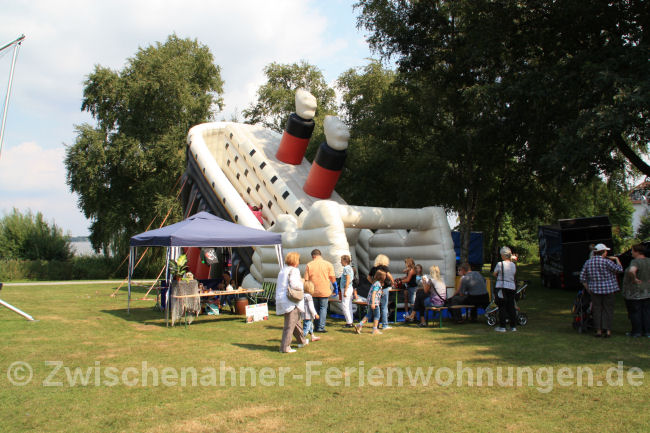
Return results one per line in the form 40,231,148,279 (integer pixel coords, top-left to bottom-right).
355,270,385,335
302,281,321,342
340,255,355,327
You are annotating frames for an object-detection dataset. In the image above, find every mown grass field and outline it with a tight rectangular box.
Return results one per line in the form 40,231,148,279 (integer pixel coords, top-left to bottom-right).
1,265,649,432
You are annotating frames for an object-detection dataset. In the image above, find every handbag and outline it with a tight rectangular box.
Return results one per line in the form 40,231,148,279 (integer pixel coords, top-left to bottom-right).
286,267,304,303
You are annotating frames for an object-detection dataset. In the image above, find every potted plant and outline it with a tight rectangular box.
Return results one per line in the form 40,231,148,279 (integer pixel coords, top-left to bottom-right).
169,254,188,280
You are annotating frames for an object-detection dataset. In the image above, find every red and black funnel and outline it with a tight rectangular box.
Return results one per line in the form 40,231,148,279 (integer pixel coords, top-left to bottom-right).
275,113,315,165
303,141,347,199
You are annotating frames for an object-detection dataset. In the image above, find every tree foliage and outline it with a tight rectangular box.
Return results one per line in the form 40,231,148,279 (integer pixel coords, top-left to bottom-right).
353,0,645,262
65,35,224,257
637,212,650,241
0,209,72,260
243,61,337,159
335,60,407,204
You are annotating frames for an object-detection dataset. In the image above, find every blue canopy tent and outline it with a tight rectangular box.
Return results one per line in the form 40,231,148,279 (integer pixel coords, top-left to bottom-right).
127,211,282,314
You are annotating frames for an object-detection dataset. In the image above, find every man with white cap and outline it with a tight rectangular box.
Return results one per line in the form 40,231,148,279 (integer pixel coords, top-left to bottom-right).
579,243,623,337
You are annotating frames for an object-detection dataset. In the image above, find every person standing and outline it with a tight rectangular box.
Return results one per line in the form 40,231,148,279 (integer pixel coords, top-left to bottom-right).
275,252,307,353
400,257,418,321
622,244,650,337
579,243,623,338
302,281,321,343
355,270,386,335
493,247,518,332
304,249,336,333
368,254,395,330
340,255,355,328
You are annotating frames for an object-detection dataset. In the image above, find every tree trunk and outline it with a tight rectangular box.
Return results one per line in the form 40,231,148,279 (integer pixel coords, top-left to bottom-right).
459,212,470,265
489,198,506,270
458,190,479,266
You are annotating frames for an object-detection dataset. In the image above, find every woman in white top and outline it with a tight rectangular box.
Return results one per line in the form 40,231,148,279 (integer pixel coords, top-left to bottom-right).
275,251,307,353
340,254,355,327
493,246,517,332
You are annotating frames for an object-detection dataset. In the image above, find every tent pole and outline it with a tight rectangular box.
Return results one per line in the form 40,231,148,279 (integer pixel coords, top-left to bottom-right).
165,248,170,327
127,247,133,314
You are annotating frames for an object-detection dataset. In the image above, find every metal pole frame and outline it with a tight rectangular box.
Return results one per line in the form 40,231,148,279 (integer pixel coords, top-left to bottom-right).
0,34,25,160
0,298,34,321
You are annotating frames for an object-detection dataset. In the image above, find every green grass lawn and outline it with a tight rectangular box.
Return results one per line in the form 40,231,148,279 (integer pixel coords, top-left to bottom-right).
1,265,649,433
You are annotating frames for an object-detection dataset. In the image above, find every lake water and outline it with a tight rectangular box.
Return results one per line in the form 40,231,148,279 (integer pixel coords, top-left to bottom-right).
70,240,100,256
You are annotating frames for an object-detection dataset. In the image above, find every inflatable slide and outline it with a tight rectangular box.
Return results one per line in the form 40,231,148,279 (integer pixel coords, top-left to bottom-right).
182,90,456,289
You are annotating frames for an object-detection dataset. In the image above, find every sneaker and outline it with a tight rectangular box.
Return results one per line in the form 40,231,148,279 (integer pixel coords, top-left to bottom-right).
417,323,427,328
298,340,309,348
282,348,297,353
315,329,328,333
354,324,362,334
494,327,507,333
344,324,354,328
625,332,641,337
372,328,383,335
311,335,321,342
382,325,393,330
510,327,517,332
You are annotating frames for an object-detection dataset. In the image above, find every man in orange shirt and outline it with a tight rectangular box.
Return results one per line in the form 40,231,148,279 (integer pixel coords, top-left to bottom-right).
304,249,336,332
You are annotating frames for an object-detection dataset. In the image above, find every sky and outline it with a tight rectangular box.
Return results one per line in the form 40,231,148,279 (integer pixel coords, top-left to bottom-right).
0,0,376,236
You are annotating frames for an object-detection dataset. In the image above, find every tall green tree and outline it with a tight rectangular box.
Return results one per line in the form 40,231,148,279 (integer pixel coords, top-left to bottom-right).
354,0,647,262
65,35,224,256
356,0,519,262
335,60,404,204
243,61,337,159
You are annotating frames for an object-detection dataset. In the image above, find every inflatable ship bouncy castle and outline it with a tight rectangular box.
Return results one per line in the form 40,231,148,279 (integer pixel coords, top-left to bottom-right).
181,89,456,288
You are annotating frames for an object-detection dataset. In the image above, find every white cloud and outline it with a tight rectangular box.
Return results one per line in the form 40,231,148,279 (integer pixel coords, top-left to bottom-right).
0,141,65,191
3,0,351,122
0,0,372,235
0,141,87,234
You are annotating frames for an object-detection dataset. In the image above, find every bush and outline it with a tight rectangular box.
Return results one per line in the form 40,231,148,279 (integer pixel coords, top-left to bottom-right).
0,256,166,281
0,209,72,260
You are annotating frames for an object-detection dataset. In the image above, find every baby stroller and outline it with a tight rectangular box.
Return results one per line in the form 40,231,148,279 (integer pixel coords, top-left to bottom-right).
571,288,593,333
485,280,529,327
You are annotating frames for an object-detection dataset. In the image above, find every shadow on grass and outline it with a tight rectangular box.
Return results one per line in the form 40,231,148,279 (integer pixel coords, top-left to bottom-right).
101,307,245,328
232,342,281,352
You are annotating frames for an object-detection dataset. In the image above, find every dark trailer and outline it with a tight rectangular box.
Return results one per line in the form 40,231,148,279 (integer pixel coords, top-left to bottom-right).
538,216,613,289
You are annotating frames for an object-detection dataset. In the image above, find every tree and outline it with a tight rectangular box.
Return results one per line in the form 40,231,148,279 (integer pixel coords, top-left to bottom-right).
335,60,404,204
354,0,647,263
243,61,337,159
637,212,650,241
504,1,650,177
355,0,520,262
65,35,224,257
0,209,72,260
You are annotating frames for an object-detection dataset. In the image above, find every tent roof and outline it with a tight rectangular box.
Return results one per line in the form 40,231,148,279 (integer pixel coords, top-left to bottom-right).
129,211,281,247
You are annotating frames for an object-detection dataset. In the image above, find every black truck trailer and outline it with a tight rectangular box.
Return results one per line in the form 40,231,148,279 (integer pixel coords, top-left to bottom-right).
538,216,613,289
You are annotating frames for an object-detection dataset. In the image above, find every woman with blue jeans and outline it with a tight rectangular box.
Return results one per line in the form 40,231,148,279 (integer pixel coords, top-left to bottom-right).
367,254,395,330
